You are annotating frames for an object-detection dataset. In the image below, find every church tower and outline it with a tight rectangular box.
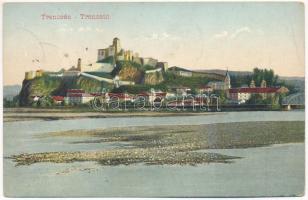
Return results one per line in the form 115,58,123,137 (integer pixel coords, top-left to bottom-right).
261,79,267,88
224,70,231,89
250,79,256,88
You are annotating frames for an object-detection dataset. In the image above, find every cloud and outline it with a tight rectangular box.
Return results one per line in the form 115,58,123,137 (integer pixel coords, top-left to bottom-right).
213,27,254,40
230,27,251,39
213,31,228,39
142,32,180,41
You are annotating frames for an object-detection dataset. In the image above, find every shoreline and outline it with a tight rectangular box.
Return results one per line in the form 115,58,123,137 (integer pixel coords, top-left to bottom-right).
3,107,222,122
4,107,304,122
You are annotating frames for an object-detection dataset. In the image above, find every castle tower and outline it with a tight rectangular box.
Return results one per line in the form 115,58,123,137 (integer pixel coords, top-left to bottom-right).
112,37,121,63
261,79,267,88
250,79,256,88
77,58,81,71
112,38,121,54
97,49,108,61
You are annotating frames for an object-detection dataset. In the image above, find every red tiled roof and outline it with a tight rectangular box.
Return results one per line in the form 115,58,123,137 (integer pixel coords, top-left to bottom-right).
229,87,280,94
90,93,102,96
108,93,126,98
67,93,95,97
52,96,64,101
67,93,83,97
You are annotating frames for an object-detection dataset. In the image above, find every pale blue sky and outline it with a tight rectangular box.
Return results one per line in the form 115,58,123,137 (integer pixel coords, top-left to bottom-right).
3,2,305,85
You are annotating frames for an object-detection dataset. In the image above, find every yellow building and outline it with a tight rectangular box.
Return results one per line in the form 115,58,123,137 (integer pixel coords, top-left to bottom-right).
124,50,133,61
36,69,43,77
25,71,36,80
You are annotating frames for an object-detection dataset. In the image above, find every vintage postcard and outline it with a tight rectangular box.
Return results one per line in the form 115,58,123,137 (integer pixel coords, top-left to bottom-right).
2,1,305,198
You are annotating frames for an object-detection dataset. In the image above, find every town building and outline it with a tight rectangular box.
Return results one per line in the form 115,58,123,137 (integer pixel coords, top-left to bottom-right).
228,86,289,104
179,71,192,77
145,68,162,74
25,71,36,80
197,86,213,94
105,92,134,103
64,89,95,104
25,70,44,80
156,62,168,71
52,96,64,104
31,95,42,102
148,89,167,104
142,57,158,67
124,50,134,61
169,67,193,77
97,49,108,61
36,69,43,77
206,70,231,90
81,62,115,73
169,86,191,96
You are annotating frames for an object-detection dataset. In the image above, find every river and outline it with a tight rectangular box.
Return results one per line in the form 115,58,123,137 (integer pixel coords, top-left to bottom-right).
3,111,305,197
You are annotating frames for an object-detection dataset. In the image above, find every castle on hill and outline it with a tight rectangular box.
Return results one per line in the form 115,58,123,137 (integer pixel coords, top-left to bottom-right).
24,37,169,80
78,37,168,74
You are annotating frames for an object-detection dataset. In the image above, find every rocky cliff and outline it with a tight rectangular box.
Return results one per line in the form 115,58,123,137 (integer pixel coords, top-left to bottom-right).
143,71,164,85
18,74,113,106
116,61,165,85
19,75,62,106
118,64,143,83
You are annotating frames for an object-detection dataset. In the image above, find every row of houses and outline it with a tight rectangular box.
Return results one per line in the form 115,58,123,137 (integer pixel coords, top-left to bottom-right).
50,89,164,105
49,83,288,106
51,88,207,105
228,86,289,104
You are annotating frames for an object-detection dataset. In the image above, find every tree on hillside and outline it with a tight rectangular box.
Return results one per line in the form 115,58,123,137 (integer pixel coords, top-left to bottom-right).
230,75,252,88
252,68,278,87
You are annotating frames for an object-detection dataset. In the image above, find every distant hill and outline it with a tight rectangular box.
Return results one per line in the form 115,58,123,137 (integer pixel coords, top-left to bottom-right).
169,66,193,72
279,76,305,81
186,67,305,92
3,85,21,100
194,69,252,76
279,76,305,92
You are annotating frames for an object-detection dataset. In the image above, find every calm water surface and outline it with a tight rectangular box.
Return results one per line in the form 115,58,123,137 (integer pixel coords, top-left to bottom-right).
3,111,305,197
